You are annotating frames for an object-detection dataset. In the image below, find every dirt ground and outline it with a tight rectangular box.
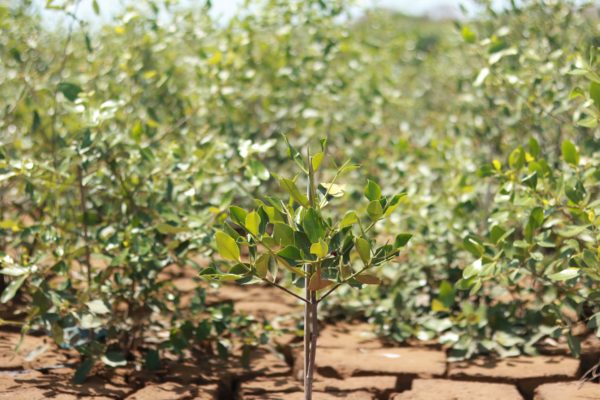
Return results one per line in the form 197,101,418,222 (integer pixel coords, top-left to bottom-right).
0,282,599,400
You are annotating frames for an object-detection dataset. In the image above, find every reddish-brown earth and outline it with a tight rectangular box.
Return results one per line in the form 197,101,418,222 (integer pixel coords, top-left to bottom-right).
0,282,598,399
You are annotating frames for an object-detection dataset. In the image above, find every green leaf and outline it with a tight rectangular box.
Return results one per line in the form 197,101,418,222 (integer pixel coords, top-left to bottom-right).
528,207,544,230
578,116,598,128
555,225,590,238
319,182,345,198
565,181,586,204
73,358,94,384
57,82,82,102
302,208,325,243
521,172,537,190
490,226,509,244
294,231,312,254
394,233,412,248
279,178,309,207
215,231,240,261
561,140,579,166
275,253,306,276
196,320,212,341
261,205,283,223
355,237,371,264
230,263,249,276
366,200,383,220
508,147,525,170
310,240,328,258
461,26,477,43
463,237,483,257
384,193,407,217
0,219,20,231
215,273,246,281
438,280,455,308
144,350,161,371
364,180,382,201
273,223,294,246
431,299,450,312
277,245,302,264
245,211,261,236
548,268,579,281
567,333,581,358
528,137,541,157
101,352,127,367
1,275,27,303
463,258,483,279
312,152,324,171
229,206,247,226
339,211,358,228
254,254,270,279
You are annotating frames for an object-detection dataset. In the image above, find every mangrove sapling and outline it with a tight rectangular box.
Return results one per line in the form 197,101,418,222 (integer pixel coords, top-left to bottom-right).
202,139,412,399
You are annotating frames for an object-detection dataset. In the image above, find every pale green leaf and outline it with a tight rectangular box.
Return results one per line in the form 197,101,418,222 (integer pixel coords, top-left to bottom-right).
355,237,371,264
548,268,579,281
310,240,328,258
245,211,261,236
215,231,240,261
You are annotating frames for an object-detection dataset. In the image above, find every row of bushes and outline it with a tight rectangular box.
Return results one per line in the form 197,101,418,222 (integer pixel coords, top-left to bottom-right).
0,0,598,378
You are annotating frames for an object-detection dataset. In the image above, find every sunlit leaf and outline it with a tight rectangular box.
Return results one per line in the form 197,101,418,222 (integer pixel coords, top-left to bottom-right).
215,231,240,261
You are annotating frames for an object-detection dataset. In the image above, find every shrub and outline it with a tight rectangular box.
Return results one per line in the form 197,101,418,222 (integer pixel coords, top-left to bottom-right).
203,139,411,399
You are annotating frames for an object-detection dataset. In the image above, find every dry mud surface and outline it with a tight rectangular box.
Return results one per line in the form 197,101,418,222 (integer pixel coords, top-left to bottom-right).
1,283,599,400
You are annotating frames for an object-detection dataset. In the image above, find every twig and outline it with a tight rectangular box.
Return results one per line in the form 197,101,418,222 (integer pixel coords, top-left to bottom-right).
259,277,308,304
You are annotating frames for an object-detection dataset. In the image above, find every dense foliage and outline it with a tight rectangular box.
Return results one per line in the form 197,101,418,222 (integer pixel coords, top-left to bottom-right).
0,0,598,379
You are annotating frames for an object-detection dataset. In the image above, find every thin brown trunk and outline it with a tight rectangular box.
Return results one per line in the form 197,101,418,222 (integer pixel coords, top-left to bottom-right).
307,294,318,397
304,274,311,398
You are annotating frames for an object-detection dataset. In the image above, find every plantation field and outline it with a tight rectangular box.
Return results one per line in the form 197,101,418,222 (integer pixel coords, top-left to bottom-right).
1,0,600,399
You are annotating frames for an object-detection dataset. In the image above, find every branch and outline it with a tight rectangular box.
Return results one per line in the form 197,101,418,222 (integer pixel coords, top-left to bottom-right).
259,277,308,304
317,264,369,304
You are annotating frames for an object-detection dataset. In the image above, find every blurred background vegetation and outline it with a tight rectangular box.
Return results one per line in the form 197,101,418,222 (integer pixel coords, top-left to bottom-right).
0,0,599,379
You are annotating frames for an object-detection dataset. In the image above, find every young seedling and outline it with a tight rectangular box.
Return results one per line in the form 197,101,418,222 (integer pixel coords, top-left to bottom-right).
201,139,411,399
